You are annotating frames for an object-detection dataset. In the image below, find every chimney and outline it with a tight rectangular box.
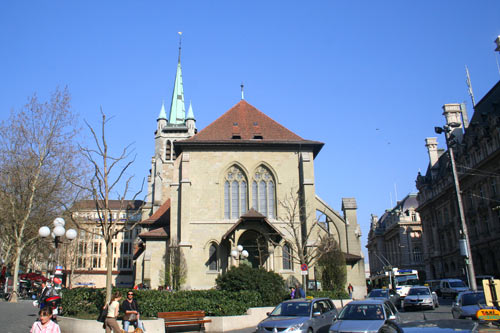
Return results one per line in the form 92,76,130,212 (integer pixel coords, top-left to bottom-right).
442,104,464,143
425,137,439,167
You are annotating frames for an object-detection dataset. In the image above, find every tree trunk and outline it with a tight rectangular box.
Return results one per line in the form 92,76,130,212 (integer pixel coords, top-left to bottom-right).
9,245,23,303
105,238,113,303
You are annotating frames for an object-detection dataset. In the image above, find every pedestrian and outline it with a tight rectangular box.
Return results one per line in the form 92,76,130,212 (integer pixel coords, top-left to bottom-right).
38,281,50,309
104,291,123,333
347,283,354,298
30,307,61,333
295,283,306,298
121,290,145,332
289,286,296,299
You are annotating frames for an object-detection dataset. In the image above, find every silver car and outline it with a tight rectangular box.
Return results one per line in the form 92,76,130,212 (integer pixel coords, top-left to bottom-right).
257,298,338,333
402,286,439,311
451,291,496,319
329,299,400,333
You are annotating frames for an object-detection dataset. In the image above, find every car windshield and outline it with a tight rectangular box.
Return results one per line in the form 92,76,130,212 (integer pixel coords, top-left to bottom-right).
408,288,430,296
270,302,311,317
462,293,485,306
368,290,388,298
450,281,466,288
396,275,419,286
338,304,385,320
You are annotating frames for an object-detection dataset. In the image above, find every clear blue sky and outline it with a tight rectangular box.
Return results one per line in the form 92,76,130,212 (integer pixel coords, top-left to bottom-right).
1,1,499,261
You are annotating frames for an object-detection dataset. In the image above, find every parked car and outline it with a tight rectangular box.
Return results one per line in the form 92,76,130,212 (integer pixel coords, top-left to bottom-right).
451,291,496,320
436,279,469,298
378,319,500,333
256,297,337,333
402,286,439,311
329,299,400,333
366,288,401,309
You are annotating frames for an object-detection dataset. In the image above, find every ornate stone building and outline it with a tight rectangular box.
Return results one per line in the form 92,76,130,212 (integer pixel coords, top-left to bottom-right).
69,200,143,288
367,194,425,278
416,80,500,280
133,50,367,297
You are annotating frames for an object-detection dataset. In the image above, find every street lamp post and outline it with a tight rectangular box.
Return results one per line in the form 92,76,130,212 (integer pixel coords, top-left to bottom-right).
231,245,249,266
435,123,477,291
38,218,77,275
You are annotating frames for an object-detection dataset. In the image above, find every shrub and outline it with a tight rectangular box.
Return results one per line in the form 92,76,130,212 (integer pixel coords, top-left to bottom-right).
216,265,287,306
307,289,349,300
61,288,262,318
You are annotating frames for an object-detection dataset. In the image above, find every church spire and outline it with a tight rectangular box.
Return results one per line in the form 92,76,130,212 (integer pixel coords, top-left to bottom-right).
158,100,167,120
168,32,186,125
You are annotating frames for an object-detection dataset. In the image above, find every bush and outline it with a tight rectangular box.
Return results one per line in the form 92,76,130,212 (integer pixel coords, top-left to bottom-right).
61,288,263,318
216,265,287,306
307,289,349,300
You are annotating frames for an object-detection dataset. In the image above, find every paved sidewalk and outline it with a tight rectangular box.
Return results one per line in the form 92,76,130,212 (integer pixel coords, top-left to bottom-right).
0,299,39,333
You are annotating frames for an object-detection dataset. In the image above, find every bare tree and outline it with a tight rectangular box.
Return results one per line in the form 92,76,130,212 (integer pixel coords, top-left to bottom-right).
277,188,337,289
71,110,143,303
0,88,82,302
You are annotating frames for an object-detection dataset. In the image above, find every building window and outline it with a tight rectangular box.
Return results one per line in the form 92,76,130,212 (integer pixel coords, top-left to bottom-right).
208,243,218,271
413,247,422,263
252,166,276,218
223,166,247,219
282,243,292,270
491,178,497,197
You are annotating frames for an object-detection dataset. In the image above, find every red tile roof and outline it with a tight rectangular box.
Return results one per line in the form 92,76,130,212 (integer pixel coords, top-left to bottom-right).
138,227,168,239
73,200,144,210
188,100,306,142
178,100,324,156
140,199,170,225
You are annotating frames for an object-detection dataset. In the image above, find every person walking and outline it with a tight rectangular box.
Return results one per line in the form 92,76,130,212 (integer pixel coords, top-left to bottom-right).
30,307,61,333
104,291,123,333
289,286,296,299
121,290,145,332
347,283,354,298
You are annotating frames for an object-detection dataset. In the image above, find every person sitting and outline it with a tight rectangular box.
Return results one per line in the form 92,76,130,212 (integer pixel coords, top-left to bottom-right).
121,290,145,332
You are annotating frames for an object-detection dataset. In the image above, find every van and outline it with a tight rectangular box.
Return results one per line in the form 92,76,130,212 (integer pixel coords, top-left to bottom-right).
437,279,469,299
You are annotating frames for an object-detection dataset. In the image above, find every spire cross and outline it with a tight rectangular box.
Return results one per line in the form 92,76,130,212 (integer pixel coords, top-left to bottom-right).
240,82,245,100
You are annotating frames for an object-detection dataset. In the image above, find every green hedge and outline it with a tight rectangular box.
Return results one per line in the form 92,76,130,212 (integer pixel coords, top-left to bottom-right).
61,288,262,318
307,289,349,300
61,286,349,319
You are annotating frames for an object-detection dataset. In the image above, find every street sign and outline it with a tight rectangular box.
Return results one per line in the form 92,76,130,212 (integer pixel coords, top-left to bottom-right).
483,279,500,307
300,264,308,271
301,270,308,276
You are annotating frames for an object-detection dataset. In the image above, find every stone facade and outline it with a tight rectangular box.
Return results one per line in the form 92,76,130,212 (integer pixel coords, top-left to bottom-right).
134,52,366,298
366,194,425,278
416,80,500,280
68,200,143,288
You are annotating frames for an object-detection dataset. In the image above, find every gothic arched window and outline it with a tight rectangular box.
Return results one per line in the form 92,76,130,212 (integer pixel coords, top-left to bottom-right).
208,243,218,271
252,166,275,218
224,166,247,219
282,243,292,270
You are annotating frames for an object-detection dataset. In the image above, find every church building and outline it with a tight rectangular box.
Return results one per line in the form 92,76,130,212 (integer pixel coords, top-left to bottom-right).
134,48,366,298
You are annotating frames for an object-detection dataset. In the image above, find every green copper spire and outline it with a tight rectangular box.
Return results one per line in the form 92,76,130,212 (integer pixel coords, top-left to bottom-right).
158,100,167,120
186,101,195,120
168,33,186,125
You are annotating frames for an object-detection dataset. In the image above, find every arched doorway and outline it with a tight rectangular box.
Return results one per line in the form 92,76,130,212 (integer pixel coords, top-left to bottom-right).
238,230,269,268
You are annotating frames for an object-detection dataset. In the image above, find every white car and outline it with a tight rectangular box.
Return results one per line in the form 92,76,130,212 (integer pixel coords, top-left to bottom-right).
402,286,439,311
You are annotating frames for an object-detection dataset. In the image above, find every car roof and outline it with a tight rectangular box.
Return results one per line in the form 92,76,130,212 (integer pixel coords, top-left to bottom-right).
281,297,329,304
440,278,463,282
347,299,388,305
410,285,430,289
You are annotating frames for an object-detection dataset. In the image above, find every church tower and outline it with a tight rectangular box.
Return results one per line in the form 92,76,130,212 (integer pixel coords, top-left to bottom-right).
144,41,197,217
